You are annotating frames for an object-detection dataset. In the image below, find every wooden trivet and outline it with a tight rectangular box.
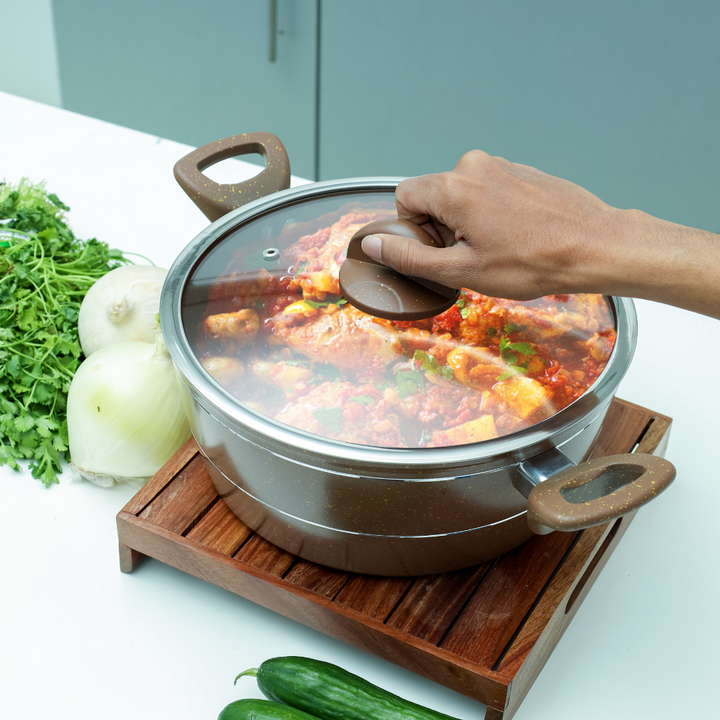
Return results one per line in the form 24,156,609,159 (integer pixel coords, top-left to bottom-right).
117,398,671,719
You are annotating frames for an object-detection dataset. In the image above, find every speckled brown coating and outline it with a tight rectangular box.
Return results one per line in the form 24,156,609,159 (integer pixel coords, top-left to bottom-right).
173,132,291,222
526,453,676,535
339,218,460,320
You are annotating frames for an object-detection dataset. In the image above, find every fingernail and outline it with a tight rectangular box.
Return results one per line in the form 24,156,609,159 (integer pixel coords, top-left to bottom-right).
362,235,382,261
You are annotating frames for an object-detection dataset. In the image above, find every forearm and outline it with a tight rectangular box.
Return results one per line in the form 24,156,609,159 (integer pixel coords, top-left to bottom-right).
581,209,720,319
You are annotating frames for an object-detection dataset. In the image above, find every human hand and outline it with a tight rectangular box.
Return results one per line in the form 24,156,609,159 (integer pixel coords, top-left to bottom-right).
361,150,624,300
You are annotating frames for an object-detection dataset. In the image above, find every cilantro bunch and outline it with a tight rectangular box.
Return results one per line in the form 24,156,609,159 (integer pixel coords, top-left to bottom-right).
0,179,130,485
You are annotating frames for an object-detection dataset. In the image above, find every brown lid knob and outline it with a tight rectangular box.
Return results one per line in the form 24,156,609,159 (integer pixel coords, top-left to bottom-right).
338,218,460,320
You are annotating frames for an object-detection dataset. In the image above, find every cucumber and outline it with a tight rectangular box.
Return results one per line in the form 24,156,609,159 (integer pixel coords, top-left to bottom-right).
218,698,323,720
235,656,461,720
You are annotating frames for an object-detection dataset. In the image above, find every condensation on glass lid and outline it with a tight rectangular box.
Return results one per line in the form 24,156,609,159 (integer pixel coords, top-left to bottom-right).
182,196,617,449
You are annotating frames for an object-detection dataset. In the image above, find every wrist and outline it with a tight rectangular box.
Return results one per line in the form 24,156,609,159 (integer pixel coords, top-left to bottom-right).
582,207,720,318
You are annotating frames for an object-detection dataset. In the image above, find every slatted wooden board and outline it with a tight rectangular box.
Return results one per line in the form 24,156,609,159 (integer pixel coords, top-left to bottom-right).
117,398,672,719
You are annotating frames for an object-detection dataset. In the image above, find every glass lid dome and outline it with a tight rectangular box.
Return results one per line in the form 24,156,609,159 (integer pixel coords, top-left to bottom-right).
180,189,617,449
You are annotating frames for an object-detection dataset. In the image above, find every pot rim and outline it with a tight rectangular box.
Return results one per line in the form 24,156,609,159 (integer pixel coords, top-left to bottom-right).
161,177,637,468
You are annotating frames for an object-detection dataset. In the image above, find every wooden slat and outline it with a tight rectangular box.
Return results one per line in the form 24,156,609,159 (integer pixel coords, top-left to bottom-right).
233,533,296,576
122,437,200,516
334,575,414,621
496,523,610,676
284,560,351,599
185,499,252,556
635,415,672,456
138,454,216,534
386,564,493,645
589,400,652,458
440,530,577,667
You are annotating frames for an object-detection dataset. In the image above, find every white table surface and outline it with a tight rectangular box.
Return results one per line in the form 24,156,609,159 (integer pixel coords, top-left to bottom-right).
1,90,718,720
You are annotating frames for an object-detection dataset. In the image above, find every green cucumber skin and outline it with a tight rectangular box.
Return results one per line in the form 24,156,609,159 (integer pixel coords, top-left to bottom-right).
218,698,322,720
256,657,460,720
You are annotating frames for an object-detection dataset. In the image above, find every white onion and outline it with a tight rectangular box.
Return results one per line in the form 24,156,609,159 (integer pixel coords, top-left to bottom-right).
78,264,168,357
67,333,191,487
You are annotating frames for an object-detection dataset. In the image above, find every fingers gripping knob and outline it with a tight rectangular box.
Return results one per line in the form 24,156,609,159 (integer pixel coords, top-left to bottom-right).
339,218,460,321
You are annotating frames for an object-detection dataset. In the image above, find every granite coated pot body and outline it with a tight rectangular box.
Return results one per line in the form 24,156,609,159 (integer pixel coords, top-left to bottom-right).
160,133,675,576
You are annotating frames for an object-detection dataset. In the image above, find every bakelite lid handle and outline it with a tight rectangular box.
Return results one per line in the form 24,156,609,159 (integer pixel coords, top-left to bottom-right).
173,132,291,222
526,453,676,535
339,218,460,321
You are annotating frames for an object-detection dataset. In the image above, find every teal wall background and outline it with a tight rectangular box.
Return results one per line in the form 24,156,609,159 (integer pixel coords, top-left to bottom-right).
0,0,61,106
52,0,319,182
9,1,718,233
319,1,720,232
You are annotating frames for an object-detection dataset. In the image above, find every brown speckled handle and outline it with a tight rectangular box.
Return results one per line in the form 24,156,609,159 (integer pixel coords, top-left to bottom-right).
527,453,676,535
173,132,291,222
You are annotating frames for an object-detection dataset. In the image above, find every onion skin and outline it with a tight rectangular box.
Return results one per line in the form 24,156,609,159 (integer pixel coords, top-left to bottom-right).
67,336,191,484
78,265,168,357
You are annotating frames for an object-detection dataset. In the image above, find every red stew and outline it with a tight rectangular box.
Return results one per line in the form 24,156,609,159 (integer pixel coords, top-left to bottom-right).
195,211,616,448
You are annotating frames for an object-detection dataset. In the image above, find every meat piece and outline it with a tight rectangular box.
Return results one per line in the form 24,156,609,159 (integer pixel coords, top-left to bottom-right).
201,356,246,395
269,304,402,380
249,358,315,395
498,294,612,343
445,346,504,391
450,293,507,346
274,381,404,447
207,267,297,318
203,308,260,351
285,210,393,300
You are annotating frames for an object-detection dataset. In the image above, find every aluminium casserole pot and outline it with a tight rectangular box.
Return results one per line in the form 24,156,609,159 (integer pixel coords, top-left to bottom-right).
160,132,675,576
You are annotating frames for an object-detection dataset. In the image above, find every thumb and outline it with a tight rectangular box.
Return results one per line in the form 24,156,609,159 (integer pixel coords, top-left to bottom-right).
360,233,465,288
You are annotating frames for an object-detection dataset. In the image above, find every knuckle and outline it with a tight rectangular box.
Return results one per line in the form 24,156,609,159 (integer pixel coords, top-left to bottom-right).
455,149,490,172
436,171,462,206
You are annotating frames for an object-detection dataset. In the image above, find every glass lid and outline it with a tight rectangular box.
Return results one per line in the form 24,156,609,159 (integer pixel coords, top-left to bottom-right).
181,189,617,449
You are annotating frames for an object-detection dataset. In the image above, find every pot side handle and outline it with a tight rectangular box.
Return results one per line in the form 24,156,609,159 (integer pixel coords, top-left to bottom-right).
527,453,676,535
173,132,291,222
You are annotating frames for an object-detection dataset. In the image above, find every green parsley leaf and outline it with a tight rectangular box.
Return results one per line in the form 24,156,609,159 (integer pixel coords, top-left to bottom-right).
456,293,472,318
304,297,347,309
509,341,535,356
349,394,375,405
497,334,536,381
314,363,342,381
313,406,343,431
499,335,537,365
395,367,425,398
496,366,529,381
412,350,454,380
